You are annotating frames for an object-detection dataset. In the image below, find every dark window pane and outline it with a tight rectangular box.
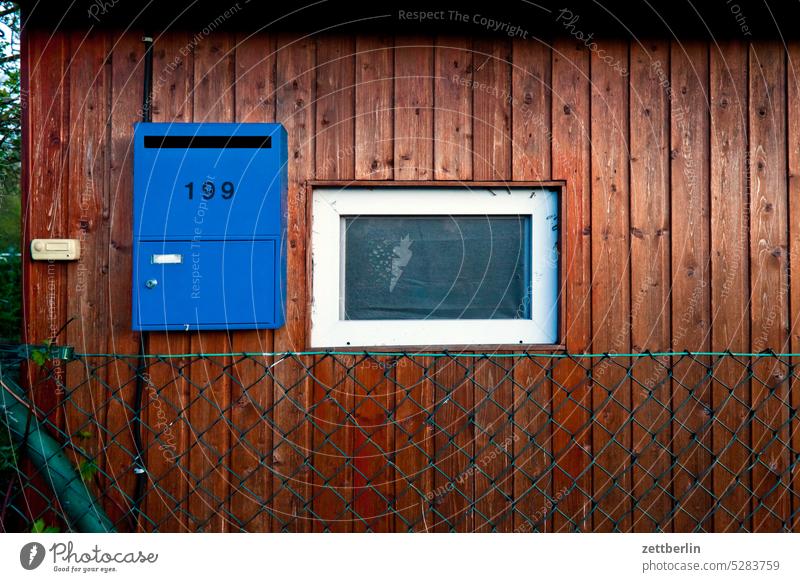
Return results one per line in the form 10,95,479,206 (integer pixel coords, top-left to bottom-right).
343,215,530,320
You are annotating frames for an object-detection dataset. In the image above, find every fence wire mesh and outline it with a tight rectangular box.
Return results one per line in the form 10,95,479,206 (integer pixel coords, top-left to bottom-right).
1,346,799,532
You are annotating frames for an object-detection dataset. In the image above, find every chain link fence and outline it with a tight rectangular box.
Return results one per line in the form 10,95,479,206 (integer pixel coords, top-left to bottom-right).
1,345,798,532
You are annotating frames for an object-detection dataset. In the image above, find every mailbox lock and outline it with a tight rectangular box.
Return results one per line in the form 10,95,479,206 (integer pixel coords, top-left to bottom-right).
145,279,158,289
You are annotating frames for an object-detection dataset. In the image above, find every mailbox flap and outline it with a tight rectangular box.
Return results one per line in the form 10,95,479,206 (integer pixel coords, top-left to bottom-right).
133,240,282,330
133,122,287,240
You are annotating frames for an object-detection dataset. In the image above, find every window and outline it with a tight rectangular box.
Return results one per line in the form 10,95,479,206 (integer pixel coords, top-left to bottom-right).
310,185,560,347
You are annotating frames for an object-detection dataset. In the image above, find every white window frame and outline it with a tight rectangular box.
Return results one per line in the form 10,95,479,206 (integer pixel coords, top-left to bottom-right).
310,186,560,348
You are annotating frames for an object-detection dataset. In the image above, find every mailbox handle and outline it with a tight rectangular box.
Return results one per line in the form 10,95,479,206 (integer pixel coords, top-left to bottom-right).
151,253,183,265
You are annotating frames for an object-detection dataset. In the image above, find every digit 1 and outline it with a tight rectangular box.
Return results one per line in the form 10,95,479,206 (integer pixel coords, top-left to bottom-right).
185,181,193,200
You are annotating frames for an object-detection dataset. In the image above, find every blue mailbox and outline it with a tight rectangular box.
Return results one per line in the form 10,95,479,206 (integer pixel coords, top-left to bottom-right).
132,122,287,331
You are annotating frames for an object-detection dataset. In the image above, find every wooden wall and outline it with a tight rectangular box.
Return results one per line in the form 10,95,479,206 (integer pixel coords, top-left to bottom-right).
21,29,800,531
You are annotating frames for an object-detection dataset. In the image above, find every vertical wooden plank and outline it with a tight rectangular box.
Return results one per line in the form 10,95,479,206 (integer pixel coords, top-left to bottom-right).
748,41,790,532
629,41,671,531
394,36,433,180
788,41,800,533
229,31,277,532
394,355,434,532
273,33,314,532
670,42,712,532
143,32,193,532
512,40,551,180
393,36,435,532
63,29,110,525
434,37,472,181
472,357,515,531
432,37,473,531
472,38,510,180
550,38,591,532
471,37,513,532
105,31,144,529
309,354,353,532
431,356,474,531
355,36,393,179
312,36,354,532
316,36,355,180
22,29,69,425
511,39,553,533
590,40,631,532
20,28,70,528
351,356,394,532
187,32,235,532
352,38,394,531
710,41,751,532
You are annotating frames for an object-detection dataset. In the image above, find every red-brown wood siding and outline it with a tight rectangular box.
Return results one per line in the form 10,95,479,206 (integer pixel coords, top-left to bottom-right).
21,31,798,532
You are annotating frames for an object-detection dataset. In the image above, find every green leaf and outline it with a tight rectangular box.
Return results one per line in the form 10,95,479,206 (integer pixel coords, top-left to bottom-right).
29,340,54,366
79,460,98,482
30,349,46,367
76,429,93,440
31,518,59,534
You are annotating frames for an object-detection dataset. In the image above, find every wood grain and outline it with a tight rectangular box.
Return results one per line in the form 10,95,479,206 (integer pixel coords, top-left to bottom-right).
355,36,393,180
788,40,800,533
105,30,144,529
352,41,395,528
352,356,394,532
748,41,790,532
186,32,236,532
273,33,314,531
511,38,553,533
590,40,631,532
670,41,712,532
394,36,433,180
316,36,355,181
434,37,472,180
142,32,193,532
392,37,435,533
431,36,474,531
229,31,277,532
472,38,510,181
64,29,110,526
312,35,354,532
629,41,671,531
471,37,513,532
20,32,800,533
550,38,591,532
20,27,70,528
710,41,751,532
431,356,474,531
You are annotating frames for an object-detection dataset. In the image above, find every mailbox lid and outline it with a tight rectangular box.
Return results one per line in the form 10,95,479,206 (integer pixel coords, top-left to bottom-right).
133,240,281,330
133,122,287,240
